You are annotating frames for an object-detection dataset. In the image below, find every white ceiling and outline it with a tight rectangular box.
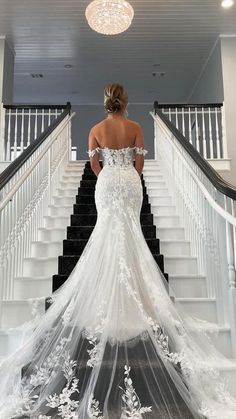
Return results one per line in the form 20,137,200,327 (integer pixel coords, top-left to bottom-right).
0,0,235,105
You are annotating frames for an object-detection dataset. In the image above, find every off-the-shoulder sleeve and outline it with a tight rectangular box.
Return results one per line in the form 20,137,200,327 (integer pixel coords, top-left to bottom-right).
134,146,148,156
86,147,100,158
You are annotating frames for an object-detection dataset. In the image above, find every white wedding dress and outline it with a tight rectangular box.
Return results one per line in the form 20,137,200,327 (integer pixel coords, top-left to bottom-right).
1,146,236,419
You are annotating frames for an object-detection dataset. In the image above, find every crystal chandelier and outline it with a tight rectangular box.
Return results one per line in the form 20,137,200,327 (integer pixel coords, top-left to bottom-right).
85,0,134,35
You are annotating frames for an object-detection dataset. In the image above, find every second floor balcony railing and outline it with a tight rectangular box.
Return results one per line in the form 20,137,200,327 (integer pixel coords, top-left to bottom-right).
158,103,228,162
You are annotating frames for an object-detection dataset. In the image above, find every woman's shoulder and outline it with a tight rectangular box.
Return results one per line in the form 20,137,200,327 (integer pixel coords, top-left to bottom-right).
91,119,106,131
126,118,141,127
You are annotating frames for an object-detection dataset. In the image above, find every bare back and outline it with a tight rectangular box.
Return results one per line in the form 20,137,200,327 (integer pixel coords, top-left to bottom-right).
88,116,144,150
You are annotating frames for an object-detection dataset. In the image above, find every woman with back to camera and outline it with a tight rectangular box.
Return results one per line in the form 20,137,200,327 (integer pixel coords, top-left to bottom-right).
0,83,236,418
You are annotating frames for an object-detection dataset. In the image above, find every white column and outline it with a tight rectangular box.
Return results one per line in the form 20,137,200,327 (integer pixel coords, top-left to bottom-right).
220,36,236,185
0,36,15,163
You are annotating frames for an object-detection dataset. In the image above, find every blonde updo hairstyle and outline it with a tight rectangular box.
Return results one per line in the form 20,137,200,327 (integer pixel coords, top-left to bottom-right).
104,83,128,114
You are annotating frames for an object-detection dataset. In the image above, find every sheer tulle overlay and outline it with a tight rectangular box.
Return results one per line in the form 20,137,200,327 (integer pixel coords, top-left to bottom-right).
1,146,236,418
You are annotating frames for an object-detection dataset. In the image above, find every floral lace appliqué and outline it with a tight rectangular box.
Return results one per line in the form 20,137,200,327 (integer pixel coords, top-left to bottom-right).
120,365,152,418
88,395,104,418
84,303,106,368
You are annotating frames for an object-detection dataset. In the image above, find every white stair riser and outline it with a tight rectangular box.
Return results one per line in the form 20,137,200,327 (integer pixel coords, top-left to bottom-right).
210,330,232,358
144,172,164,178
48,206,72,217
44,216,70,229
65,165,85,172
157,228,185,240
143,164,161,174
32,241,62,257
149,196,172,206
60,181,80,189
23,258,57,277
165,257,198,275
151,206,176,216
154,215,180,228
57,188,77,197
62,175,83,182
2,301,45,329
14,279,51,299
189,328,232,358
169,277,207,298
38,228,66,242
144,161,161,166
160,241,190,256
144,174,165,180
177,300,217,323
147,189,169,197
145,181,166,188
0,331,24,356
66,163,85,167
64,170,84,176
53,196,75,206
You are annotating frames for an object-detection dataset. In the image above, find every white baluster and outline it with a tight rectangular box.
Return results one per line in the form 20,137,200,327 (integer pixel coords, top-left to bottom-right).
182,107,185,137
175,108,179,130
20,108,25,154
27,108,31,147
215,107,221,159
221,103,229,159
13,108,18,160
41,108,45,133
49,108,51,126
6,109,11,161
202,107,207,158
188,108,192,144
34,108,38,140
195,107,200,153
0,103,6,161
225,196,236,288
208,107,213,159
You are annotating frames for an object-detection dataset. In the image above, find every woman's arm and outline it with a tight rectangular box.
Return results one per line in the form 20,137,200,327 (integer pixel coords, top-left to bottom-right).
134,124,145,176
88,128,102,177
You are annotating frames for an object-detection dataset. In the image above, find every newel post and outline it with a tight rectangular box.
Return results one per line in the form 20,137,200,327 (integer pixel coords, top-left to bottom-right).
0,103,6,161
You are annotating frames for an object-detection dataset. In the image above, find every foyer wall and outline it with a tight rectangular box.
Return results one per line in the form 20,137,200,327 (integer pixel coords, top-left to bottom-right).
188,38,224,104
187,36,236,187
220,36,236,187
71,104,155,160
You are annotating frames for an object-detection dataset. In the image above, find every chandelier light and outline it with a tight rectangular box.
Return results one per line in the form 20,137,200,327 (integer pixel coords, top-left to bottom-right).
85,0,134,35
221,0,234,8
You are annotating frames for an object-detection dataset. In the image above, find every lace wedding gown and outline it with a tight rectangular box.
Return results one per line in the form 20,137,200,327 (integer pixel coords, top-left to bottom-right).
1,146,236,419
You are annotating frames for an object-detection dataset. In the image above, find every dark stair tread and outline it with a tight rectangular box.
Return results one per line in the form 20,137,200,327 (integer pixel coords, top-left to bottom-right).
58,254,165,276
77,186,147,196
82,172,144,181
67,225,156,240
70,213,153,227
73,202,151,215
63,237,159,256
76,194,149,204
52,268,168,289
79,180,146,188
67,225,94,239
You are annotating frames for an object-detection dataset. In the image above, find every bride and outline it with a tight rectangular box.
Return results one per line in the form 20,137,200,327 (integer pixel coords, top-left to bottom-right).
1,83,236,419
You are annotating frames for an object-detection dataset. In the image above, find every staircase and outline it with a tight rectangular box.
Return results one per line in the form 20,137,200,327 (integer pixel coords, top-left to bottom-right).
1,156,236,396
0,159,231,356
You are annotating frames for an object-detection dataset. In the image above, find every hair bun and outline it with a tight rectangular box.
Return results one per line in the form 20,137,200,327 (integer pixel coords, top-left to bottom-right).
104,83,128,114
